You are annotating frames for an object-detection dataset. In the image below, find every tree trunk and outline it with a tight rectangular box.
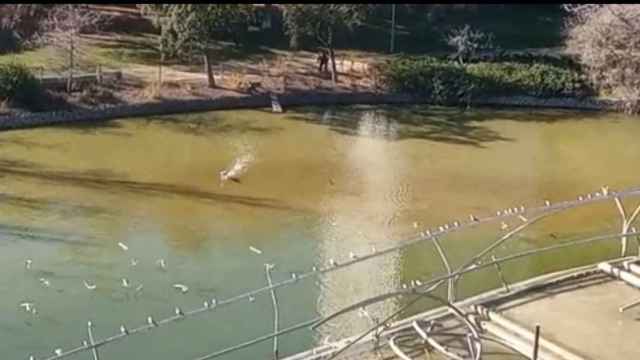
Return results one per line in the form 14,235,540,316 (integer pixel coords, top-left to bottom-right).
329,47,338,86
327,30,338,86
204,51,215,88
67,35,75,93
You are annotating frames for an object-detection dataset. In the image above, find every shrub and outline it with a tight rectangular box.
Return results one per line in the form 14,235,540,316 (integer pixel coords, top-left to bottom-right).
0,28,21,54
380,57,475,104
379,56,591,103
0,63,42,107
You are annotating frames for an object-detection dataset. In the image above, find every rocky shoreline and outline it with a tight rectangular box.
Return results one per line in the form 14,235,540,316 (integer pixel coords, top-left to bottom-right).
0,91,625,131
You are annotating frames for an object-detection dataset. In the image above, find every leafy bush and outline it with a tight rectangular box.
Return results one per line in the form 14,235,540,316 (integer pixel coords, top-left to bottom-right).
379,56,591,103
0,63,42,107
0,28,21,54
380,57,474,104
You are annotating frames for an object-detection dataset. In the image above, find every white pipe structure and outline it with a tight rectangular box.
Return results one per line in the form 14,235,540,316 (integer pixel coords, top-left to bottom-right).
598,262,640,288
621,260,640,276
388,335,413,360
474,305,585,360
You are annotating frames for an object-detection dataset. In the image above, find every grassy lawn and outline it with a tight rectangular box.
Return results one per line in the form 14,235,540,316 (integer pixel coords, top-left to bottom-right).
0,5,567,80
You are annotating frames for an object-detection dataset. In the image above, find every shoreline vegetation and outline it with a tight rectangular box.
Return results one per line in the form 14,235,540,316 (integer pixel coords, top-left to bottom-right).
0,5,635,130
0,53,626,131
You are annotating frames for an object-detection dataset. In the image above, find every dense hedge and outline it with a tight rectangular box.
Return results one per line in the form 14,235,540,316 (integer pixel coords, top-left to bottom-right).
0,62,42,107
378,56,592,104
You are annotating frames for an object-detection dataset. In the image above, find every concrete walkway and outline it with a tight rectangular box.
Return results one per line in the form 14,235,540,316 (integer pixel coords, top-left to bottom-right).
500,275,640,360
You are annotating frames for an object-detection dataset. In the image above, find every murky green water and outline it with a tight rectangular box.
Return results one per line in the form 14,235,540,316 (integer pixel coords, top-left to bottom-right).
1,105,638,360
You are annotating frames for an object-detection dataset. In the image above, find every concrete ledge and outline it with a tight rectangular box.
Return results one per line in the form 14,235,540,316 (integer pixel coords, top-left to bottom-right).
0,91,625,132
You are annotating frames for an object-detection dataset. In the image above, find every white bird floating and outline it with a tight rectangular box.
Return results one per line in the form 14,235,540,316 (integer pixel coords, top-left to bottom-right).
219,153,253,184
249,246,263,255
291,272,298,280
329,258,337,267
147,316,157,327
19,301,35,313
578,195,584,201
130,258,138,267
544,200,551,207
117,242,129,251
602,186,609,196
501,222,509,230
83,281,97,290
469,214,478,222
25,259,32,270
156,258,167,270
135,284,144,292
174,307,184,316
312,266,318,272
438,226,445,232
121,278,130,288
497,210,502,216
453,221,460,227
413,221,419,229
39,278,50,288
172,283,189,294
120,325,128,335
349,251,357,260
248,295,255,302
54,349,63,356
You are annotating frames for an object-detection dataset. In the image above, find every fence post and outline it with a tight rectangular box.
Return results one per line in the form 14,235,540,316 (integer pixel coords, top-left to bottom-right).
532,324,540,360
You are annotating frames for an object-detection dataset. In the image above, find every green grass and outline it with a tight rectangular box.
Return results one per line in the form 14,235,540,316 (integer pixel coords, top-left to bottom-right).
0,5,568,77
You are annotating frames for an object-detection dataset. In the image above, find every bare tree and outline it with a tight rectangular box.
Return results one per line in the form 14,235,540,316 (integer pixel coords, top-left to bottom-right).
565,4,640,113
44,5,103,93
446,25,494,64
283,5,371,85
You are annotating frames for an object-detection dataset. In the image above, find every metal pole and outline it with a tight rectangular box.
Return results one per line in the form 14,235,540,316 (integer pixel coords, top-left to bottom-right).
265,264,279,359
532,324,540,360
87,321,100,360
390,4,396,53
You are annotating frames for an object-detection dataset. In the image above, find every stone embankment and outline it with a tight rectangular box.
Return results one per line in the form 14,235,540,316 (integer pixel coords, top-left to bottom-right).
0,91,625,131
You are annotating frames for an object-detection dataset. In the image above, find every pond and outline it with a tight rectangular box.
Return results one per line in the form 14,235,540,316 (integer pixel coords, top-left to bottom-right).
0,105,638,360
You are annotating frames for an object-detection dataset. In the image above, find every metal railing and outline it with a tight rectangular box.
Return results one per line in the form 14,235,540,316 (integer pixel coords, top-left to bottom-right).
24,184,640,360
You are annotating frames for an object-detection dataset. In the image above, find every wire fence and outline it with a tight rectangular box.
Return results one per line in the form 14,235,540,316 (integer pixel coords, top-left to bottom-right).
24,184,640,360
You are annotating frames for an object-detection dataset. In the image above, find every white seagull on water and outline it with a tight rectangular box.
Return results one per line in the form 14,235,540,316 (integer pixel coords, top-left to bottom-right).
156,258,167,270
83,281,97,290
117,242,129,251
249,246,262,255
121,278,130,288
173,283,189,294
19,301,35,313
